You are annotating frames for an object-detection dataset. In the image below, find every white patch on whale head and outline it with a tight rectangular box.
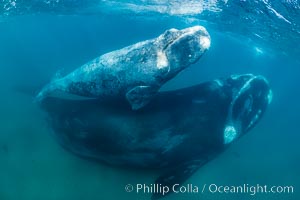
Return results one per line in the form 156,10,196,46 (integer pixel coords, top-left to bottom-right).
177,26,211,51
199,35,211,50
186,25,206,33
267,89,273,104
214,79,223,87
246,109,262,130
224,125,237,144
156,50,169,69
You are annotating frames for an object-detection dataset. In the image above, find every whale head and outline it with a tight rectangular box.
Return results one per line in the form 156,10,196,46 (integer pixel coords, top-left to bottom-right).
222,74,272,145
157,26,210,78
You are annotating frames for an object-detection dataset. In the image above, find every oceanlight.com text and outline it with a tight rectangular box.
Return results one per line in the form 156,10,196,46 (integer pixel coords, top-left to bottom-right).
125,183,294,196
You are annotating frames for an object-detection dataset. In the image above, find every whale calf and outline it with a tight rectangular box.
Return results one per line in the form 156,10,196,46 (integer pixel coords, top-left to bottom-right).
40,74,272,199
36,26,210,110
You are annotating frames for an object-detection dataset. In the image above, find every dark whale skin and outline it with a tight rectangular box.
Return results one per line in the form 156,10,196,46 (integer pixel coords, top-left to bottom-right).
40,74,272,199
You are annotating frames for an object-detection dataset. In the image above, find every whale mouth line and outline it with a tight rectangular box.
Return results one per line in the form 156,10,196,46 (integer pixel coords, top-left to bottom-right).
161,36,178,51
223,74,270,144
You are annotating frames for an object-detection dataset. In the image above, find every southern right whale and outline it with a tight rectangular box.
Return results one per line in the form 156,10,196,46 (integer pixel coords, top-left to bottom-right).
39,74,272,199
36,26,210,110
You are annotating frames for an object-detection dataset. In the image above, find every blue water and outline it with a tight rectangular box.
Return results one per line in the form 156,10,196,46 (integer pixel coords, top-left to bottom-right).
0,1,299,200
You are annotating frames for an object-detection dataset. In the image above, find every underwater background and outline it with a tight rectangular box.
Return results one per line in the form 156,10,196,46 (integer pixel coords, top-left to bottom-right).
0,0,299,199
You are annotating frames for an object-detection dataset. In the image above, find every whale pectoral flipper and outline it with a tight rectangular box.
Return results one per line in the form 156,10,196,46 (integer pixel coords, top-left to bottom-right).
126,86,158,110
152,159,209,200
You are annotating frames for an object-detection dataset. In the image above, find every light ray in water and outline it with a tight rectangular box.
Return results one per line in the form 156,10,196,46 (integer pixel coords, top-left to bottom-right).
254,46,264,55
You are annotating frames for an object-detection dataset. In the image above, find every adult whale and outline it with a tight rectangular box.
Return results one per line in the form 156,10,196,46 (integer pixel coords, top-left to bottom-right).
40,74,272,199
36,26,211,110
